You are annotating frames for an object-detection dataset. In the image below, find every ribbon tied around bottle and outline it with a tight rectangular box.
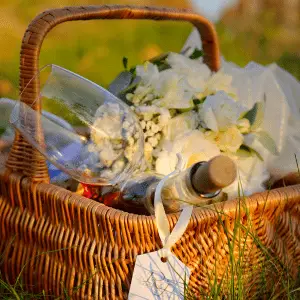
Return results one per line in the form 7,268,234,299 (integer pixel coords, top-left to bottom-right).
154,154,194,260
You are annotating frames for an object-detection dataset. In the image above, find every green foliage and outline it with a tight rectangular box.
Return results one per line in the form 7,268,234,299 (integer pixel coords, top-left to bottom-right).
239,144,264,161
255,130,279,156
122,57,128,70
189,48,203,60
242,102,264,130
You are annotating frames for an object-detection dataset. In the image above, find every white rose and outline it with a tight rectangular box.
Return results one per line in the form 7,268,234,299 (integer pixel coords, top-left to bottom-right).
166,52,211,93
136,62,160,87
164,111,199,141
153,69,194,109
156,130,220,175
199,91,247,132
217,126,244,153
198,70,237,99
166,52,211,81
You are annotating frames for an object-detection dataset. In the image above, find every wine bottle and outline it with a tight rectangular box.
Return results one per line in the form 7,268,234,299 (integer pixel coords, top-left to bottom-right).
119,155,237,215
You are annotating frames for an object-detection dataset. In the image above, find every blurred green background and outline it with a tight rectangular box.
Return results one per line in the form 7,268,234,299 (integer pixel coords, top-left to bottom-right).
0,0,299,101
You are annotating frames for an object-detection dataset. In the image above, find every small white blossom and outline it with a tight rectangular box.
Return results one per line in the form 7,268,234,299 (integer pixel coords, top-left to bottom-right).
155,133,161,140
144,94,155,102
146,122,152,131
151,124,160,133
218,126,244,153
136,62,160,87
128,137,134,146
237,118,251,134
148,137,159,148
143,114,153,121
124,147,134,161
126,93,134,101
144,142,153,152
205,126,244,153
147,130,155,137
123,120,130,129
112,159,125,173
140,120,146,129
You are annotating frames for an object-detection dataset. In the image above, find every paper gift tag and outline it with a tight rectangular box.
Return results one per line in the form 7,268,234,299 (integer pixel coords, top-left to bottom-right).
128,251,190,299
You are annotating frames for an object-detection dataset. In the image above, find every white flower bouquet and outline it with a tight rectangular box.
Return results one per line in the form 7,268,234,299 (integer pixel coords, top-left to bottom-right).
90,42,300,200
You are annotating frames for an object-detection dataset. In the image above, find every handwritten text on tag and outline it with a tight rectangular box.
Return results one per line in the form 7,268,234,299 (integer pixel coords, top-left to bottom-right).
129,251,190,299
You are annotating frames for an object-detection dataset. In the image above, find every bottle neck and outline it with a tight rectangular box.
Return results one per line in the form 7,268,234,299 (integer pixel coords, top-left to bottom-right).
145,163,223,214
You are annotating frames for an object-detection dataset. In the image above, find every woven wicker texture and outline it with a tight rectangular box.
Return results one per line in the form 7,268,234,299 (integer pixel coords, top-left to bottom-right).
1,5,300,299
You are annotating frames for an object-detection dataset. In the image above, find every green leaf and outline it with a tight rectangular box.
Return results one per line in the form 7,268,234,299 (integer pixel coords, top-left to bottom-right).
240,144,264,161
177,107,194,113
193,97,207,106
129,67,136,76
193,99,201,106
242,101,264,130
122,57,128,70
251,102,265,130
149,53,171,71
236,147,252,158
158,64,170,72
189,48,204,60
118,80,139,96
149,52,169,64
255,131,279,156
249,147,264,161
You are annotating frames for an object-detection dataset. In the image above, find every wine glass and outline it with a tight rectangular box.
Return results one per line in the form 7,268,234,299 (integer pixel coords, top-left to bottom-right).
0,98,75,181
10,64,144,186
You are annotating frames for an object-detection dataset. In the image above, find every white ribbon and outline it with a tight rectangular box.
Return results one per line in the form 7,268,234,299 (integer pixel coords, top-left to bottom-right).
154,154,194,259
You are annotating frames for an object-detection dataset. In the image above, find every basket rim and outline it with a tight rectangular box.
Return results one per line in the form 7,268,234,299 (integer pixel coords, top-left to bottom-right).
2,169,298,221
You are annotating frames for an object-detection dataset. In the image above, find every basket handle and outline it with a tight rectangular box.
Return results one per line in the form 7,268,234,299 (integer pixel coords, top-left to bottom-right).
6,5,220,182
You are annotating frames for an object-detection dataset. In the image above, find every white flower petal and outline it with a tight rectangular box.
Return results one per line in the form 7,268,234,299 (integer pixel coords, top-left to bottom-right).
200,91,247,131
165,111,199,141
156,151,178,175
200,106,218,132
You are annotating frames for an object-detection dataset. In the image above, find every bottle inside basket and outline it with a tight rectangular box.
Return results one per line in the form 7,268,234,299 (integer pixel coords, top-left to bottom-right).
116,155,237,215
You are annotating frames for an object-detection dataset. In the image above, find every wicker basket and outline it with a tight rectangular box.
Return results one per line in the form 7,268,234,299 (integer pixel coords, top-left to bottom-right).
1,5,300,299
